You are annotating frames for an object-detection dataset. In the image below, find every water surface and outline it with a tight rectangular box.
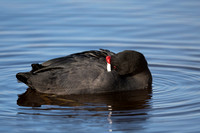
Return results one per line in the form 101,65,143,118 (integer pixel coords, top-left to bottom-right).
0,0,200,133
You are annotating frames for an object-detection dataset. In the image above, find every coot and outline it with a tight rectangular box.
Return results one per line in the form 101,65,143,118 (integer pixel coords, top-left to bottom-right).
16,49,152,95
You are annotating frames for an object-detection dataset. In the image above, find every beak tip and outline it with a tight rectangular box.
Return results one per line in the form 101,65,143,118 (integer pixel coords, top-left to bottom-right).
107,63,111,72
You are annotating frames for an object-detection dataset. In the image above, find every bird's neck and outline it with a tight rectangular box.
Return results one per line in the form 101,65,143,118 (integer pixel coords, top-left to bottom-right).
125,68,152,90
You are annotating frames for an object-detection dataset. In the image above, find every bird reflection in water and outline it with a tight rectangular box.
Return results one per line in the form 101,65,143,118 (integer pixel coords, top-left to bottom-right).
17,88,152,109
17,88,152,132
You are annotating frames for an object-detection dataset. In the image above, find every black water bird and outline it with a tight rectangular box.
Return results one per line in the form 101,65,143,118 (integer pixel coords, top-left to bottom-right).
16,49,152,95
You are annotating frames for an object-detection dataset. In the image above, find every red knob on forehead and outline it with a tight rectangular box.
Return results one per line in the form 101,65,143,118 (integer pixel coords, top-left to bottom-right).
106,56,111,64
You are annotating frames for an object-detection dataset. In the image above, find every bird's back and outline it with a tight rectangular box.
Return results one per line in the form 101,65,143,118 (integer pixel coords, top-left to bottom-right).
17,50,117,95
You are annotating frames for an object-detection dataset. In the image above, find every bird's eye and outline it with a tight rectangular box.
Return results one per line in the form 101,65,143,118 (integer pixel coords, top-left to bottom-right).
113,66,117,70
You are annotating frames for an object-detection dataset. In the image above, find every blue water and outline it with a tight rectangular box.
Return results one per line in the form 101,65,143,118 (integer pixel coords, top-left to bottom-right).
1,0,200,133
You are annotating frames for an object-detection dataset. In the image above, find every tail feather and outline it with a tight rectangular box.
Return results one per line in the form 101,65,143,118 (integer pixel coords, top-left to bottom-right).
16,72,31,84
31,64,43,72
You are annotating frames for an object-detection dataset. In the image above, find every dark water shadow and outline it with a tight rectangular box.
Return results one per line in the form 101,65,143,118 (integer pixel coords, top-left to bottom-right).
17,88,152,132
17,88,152,111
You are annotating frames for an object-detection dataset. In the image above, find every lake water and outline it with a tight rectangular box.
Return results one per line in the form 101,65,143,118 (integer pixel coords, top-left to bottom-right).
0,0,200,133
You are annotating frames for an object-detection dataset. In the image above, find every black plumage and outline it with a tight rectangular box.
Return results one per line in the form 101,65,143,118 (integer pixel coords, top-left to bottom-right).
16,49,152,95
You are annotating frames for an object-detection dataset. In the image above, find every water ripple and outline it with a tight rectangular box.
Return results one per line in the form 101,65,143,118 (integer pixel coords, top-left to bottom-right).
0,0,200,133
